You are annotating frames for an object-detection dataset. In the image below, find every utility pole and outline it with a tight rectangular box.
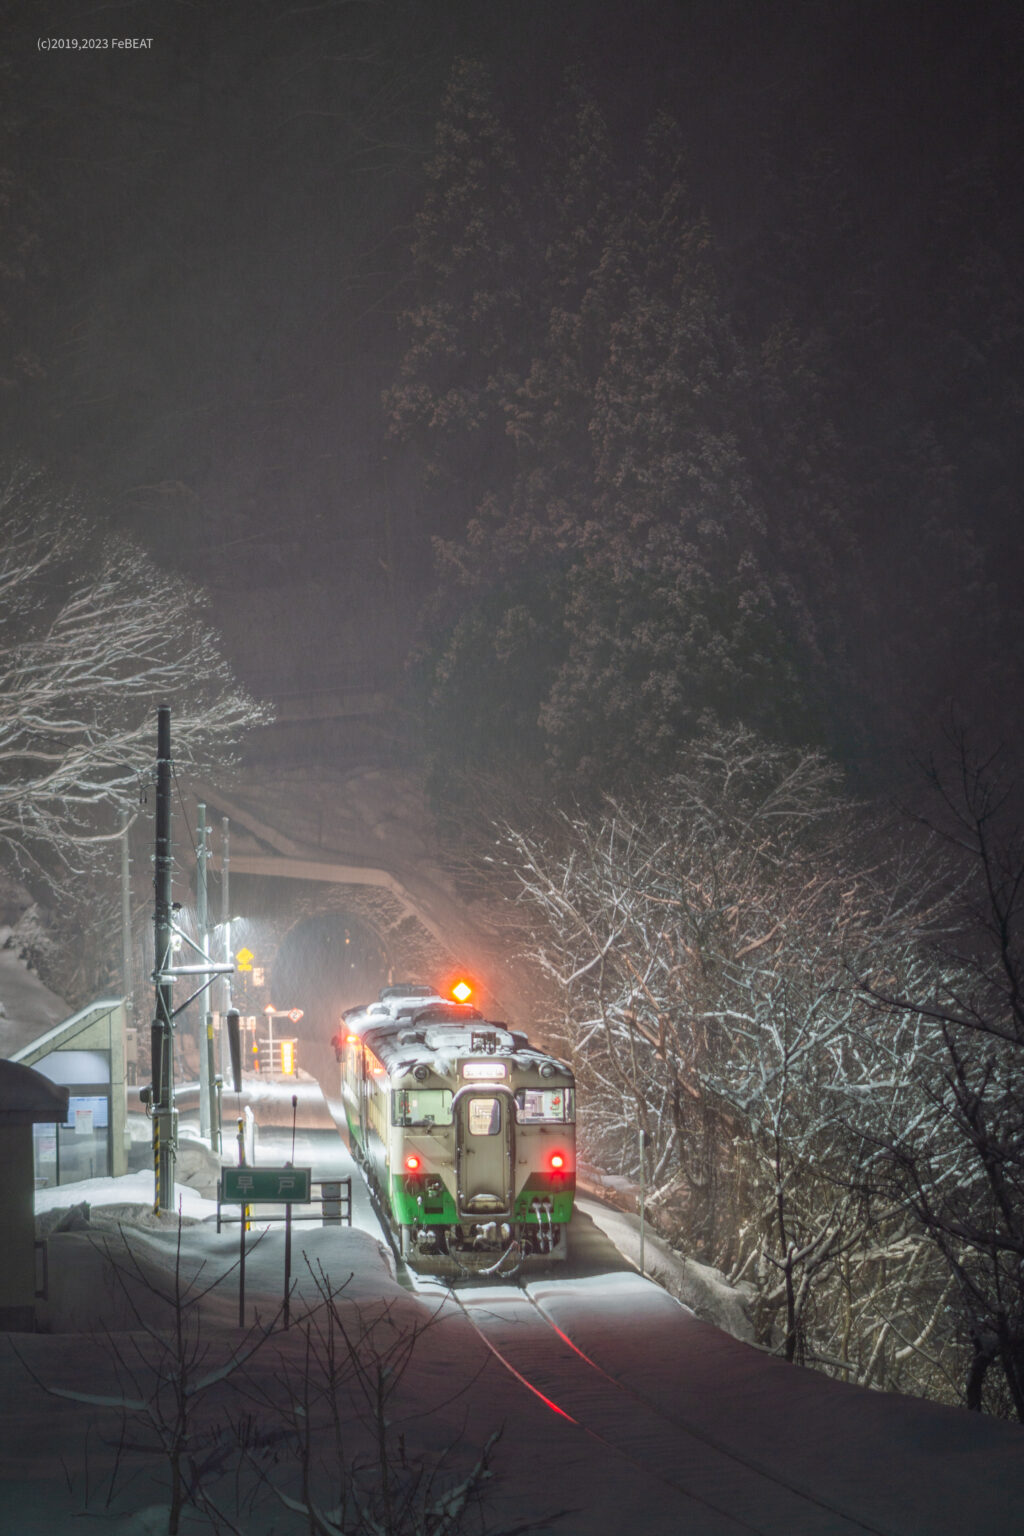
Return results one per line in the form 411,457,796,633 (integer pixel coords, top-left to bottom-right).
152,705,176,1213
149,715,233,1209
221,815,231,1015
196,803,212,1141
214,815,231,1153
639,1127,649,1278
120,809,133,1010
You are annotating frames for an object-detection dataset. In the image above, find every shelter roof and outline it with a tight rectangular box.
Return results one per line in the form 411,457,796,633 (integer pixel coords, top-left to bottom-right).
0,1058,69,1125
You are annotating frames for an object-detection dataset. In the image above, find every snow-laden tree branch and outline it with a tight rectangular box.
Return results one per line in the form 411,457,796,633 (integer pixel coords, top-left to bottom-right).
0,468,268,880
851,731,1024,1419
498,726,966,1400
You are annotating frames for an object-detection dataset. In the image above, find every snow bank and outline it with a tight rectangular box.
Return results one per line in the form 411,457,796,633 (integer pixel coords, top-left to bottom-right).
577,1195,756,1341
34,1170,216,1223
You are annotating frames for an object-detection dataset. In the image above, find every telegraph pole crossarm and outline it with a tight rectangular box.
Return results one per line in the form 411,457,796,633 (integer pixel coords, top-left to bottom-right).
151,914,234,1025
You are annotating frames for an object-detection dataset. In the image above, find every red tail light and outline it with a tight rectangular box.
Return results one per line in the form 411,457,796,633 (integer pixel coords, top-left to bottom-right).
404,1154,422,1172
549,1151,565,1171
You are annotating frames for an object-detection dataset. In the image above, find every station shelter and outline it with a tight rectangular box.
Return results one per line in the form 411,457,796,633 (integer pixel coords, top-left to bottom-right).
11,998,129,1186
0,1058,68,1329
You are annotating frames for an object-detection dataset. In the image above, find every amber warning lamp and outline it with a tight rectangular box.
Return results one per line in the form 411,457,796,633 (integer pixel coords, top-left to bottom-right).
450,978,473,1003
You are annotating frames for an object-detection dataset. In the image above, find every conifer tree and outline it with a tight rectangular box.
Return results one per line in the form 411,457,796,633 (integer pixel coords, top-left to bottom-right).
385,57,530,534
399,90,851,793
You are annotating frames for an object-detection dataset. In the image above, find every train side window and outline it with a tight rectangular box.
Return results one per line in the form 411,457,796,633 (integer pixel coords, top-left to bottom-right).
467,1097,502,1136
392,1089,453,1127
515,1087,575,1123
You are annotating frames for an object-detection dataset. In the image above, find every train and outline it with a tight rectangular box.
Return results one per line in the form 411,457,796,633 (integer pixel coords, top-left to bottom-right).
333,982,576,1270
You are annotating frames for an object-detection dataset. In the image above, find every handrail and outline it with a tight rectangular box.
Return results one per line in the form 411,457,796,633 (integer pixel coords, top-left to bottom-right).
10,998,126,1065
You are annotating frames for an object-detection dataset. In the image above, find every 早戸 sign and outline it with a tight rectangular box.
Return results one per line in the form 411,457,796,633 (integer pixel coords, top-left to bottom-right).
221,1166,312,1203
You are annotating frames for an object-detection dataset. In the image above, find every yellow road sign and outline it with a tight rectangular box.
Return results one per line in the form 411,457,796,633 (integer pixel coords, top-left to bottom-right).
235,946,254,972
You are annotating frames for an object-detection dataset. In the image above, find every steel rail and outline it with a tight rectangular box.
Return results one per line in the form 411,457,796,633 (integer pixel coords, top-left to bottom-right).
444,1284,768,1535
445,1282,901,1536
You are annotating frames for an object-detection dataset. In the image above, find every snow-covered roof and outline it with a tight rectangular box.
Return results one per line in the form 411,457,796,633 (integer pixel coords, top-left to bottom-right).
361,1015,572,1082
340,994,483,1037
338,983,571,1080
0,1057,69,1124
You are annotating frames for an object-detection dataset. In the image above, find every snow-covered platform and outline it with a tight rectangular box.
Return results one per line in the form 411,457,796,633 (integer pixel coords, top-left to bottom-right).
11,1175,1023,1536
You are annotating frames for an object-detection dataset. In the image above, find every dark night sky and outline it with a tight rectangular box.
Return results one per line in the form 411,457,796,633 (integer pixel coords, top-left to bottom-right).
4,0,1023,768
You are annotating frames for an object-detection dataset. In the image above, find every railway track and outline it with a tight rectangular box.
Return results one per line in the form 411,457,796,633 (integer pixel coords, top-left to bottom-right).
427,1277,902,1536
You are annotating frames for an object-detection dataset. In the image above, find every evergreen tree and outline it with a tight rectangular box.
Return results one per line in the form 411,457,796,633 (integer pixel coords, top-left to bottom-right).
397,89,872,796
743,115,1019,769
385,57,531,534
0,36,48,452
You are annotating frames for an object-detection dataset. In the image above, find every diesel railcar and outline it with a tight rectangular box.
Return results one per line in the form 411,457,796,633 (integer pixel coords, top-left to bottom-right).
334,985,576,1269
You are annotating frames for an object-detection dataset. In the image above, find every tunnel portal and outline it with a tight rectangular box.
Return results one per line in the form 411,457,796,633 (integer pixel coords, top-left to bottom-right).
269,910,389,1087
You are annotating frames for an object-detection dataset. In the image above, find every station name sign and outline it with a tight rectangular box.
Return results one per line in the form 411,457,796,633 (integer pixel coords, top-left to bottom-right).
221,1166,312,1203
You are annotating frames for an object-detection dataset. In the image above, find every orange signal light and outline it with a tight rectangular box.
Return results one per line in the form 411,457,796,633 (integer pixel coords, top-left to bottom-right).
451,979,473,1003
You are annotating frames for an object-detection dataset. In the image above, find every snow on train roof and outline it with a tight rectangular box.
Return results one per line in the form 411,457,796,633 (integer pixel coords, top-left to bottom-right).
360,1015,572,1081
341,992,484,1030
337,985,572,1078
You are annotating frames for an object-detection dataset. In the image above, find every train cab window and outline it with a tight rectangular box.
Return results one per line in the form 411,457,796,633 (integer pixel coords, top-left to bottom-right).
467,1097,502,1136
392,1089,453,1127
515,1087,576,1124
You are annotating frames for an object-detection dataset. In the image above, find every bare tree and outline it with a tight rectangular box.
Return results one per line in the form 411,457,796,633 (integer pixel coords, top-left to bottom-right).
0,466,267,884
859,733,1024,1417
504,726,965,1395
243,1258,550,1536
13,1219,283,1536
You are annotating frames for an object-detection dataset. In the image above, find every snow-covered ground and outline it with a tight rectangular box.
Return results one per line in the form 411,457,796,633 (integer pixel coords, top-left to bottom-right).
576,1196,758,1344
6,1124,1022,1536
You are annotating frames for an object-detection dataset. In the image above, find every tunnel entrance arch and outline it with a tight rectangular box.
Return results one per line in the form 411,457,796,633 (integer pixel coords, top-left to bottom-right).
226,864,453,1096
270,910,389,1089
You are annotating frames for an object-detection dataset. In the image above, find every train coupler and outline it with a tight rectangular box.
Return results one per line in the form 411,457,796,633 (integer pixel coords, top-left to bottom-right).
529,1198,556,1251
470,1221,512,1249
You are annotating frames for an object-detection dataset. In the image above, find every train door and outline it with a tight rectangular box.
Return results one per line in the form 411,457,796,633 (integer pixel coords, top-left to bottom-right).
455,1090,513,1216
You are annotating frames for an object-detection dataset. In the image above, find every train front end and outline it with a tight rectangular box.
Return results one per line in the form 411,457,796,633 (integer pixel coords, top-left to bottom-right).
386,1024,576,1271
